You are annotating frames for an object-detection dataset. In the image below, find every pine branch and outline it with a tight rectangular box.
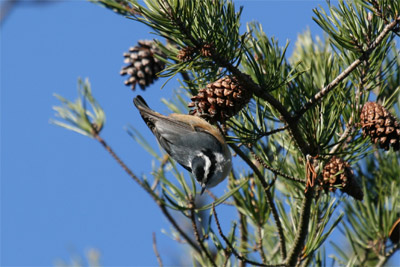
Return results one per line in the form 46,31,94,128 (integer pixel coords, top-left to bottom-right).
238,211,248,267
284,188,314,266
93,133,149,192
211,55,311,155
149,0,310,155
229,143,287,261
92,132,202,255
78,2,400,266
259,125,289,138
249,149,306,184
231,168,250,267
328,119,355,155
189,197,217,267
152,232,163,267
295,15,400,120
256,224,267,264
160,1,199,46
212,204,283,267
159,203,201,254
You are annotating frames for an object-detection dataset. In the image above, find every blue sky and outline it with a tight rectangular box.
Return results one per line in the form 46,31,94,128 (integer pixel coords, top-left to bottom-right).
2,0,398,266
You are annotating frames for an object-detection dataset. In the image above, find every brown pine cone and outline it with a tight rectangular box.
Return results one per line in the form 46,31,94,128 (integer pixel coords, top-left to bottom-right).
200,43,215,57
177,46,196,62
188,76,252,123
321,156,363,201
120,40,165,90
360,102,400,151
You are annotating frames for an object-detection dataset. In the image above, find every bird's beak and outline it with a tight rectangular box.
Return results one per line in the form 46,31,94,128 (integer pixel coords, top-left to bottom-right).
200,184,206,195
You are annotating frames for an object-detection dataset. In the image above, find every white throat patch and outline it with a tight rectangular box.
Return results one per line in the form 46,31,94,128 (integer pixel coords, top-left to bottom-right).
198,152,211,181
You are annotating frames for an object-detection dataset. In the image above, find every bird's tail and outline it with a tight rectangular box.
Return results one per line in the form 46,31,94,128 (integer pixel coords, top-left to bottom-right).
133,95,151,111
133,95,162,134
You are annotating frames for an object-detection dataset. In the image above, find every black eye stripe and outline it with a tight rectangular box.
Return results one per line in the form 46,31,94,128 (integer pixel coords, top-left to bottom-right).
201,149,216,185
194,166,205,182
192,155,206,183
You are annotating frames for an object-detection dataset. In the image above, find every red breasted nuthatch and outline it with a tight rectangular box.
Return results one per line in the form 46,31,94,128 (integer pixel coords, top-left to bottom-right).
134,95,232,194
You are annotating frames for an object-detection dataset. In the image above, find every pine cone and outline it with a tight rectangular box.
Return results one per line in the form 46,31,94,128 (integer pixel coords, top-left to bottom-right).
200,43,215,57
360,102,400,151
177,46,196,62
188,76,252,123
321,157,363,201
120,40,165,91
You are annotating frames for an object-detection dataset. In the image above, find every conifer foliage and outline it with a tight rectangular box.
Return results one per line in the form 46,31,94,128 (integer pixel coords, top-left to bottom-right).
53,0,400,266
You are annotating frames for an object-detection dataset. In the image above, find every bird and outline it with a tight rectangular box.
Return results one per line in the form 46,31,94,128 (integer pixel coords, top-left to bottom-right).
133,95,232,194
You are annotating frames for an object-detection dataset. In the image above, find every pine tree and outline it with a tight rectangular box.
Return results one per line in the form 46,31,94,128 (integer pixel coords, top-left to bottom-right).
52,0,400,266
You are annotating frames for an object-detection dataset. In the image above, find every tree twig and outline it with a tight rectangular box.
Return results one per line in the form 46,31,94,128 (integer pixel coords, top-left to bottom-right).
282,16,400,265
284,188,314,266
328,120,355,155
294,15,400,120
212,204,284,267
94,133,149,192
222,250,231,267
231,170,249,267
152,154,170,191
249,149,305,184
257,224,267,264
259,125,289,138
92,132,202,255
159,204,201,253
189,197,217,267
229,143,287,260
238,211,248,267
152,232,163,267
